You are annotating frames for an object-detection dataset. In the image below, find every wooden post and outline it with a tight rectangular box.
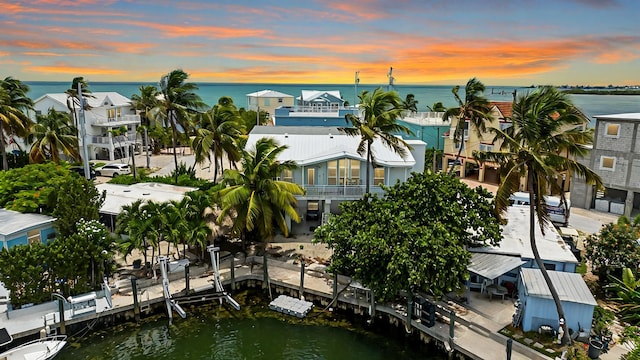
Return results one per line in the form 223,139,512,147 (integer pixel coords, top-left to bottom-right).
184,264,190,295
333,272,338,299
506,338,513,360
299,262,305,299
131,277,140,322
262,254,268,290
449,309,456,340
406,292,413,331
56,297,66,335
230,256,235,293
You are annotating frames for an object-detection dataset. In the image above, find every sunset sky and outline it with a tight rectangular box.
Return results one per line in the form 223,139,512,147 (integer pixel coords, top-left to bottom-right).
1,0,639,86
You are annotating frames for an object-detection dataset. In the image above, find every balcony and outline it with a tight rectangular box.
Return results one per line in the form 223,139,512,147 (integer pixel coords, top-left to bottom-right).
301,185,385,199
93,114,140,126
89,134,138,146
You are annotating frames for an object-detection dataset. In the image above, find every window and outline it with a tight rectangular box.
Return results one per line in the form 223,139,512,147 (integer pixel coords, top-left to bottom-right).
373,167,385,185
264,98,271,106
328,160,338,185
348,159,360,184
107,108,121,121
479,143,493,152
544,263,556,271
27,229,41,245
278,98,283,103
307,168,315,186
600,156,616,171
282,169,293,182
306,201,320,220
605,123,620,137
328,159,360,185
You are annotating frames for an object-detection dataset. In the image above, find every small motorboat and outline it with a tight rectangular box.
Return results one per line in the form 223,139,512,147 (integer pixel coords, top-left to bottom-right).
0,328,67,360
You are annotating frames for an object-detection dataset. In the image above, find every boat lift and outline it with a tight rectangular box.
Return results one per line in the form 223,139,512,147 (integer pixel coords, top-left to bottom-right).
158,256,187,324
159,246,240,323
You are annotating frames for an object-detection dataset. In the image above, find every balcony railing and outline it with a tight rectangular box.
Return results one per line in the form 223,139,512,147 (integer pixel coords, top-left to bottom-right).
93,114,140,125
89,134,138,145
303,185,385,197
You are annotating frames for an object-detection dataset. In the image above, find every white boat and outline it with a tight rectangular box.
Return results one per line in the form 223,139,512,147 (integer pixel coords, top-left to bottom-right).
0,328,67,360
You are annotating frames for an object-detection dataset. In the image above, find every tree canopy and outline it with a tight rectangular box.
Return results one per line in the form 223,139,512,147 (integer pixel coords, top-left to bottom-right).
585,221,640,282
314,171,501,301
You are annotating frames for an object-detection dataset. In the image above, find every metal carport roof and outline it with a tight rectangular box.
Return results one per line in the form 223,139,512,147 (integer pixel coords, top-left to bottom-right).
468,252,526,280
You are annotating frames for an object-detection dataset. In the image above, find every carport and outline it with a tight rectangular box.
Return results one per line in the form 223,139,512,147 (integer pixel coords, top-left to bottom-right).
468,252,526,301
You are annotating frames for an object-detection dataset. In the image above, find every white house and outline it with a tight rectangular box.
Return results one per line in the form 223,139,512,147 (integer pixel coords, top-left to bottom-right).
246,90,295,124
246,126,426,234
33,92,141,161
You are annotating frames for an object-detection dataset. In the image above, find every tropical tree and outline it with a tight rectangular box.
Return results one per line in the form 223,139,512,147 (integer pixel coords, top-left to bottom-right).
26,108,80,163
191,96,244,179
116,200,150,269
131,85,161,157
314,171,501,301
427,101,446,112
476,86,603,345
442,78,492,175
52,173,105,237
340,88,413,194
585,221,640,283
402,93,418,114
150,69,207,183
108,125,128,161
216,138,305,244
0,77,33,170
65,77,93,130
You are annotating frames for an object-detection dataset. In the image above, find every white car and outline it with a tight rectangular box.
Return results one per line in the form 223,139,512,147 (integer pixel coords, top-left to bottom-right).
95,163,132,177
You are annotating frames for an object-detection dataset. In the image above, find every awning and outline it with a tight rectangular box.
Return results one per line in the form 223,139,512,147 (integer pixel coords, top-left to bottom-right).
468,253,526,280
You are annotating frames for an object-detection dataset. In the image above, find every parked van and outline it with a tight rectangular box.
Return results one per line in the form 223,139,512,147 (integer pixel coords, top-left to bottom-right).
509,191,570,226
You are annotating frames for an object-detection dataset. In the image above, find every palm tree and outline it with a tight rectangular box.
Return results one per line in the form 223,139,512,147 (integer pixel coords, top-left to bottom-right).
131,85,160,160
402,93,419,114
65,77,94,130
442,78,492,175
476,86,603,345
0,77,33,170
26,108,80,163
150,69,207,184
340,88,413,194
427,102,446,112
216,138,305,244
115,200,149,268
191,96,244,180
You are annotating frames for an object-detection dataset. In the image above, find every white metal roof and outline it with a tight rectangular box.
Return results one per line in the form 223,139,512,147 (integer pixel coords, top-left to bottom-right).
97,183,196,215
468,253,526,280
472,206,578,264
33,92,132,109
520,268,597,306
0,209,56,236
300,90,342,102
594,113,640,121
246,89,294,98
247,126,416,167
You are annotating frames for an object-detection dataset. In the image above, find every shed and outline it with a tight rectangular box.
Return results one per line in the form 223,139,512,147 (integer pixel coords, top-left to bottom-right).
518,268,596,334
0,208,57,249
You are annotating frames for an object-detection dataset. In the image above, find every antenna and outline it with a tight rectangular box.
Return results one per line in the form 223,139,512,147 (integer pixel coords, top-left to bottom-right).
354,71,360,105
387,66,395,91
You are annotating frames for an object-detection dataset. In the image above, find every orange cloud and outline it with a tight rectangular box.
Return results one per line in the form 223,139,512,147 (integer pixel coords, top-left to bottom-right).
27,63,126,75
592,50,639,64
315,0,389,21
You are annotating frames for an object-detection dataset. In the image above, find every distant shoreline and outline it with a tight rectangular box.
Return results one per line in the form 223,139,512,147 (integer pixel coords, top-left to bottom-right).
561,89,640,95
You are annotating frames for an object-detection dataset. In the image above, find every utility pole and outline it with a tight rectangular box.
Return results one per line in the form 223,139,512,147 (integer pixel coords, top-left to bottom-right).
77,83,91,180
354,71,360,105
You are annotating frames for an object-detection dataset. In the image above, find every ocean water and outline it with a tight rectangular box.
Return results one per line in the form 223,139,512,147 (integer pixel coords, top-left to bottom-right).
25,81,639,126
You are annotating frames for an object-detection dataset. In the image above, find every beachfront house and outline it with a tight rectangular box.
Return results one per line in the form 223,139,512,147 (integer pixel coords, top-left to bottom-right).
517,268,597,334
246,126,426,234
246,90,295,125
32,92,141,161
571,113,640,218
97,182,196,231
0,208,56,249
396,111,450,151
273,90,359,127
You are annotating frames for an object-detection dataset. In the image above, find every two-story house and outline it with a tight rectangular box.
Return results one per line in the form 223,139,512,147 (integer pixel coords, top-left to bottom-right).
442,102,512,184
273,90,359,127
246,126,426,234
571,113,640,217
33,92,141,161
246,90,295,124
396,111,450,151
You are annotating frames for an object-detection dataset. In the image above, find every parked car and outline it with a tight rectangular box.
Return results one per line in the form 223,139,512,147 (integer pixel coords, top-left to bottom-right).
69,166,96,180
95,163,131,177
509,191,571,226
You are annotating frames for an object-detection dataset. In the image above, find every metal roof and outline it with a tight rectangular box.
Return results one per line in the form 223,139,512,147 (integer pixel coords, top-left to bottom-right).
246,89,294,98
0,209,56,236
472,206,578,264
520,268,597,306
247,126,417,167
97,183,196,215
468,253,526,280
34,92,132,108
594,113,640,121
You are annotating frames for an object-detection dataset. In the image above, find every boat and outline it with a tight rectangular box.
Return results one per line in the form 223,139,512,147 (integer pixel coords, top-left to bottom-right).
0,328,67,360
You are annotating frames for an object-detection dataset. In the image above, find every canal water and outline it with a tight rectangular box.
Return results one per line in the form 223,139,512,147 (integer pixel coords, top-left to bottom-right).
56,293,447,359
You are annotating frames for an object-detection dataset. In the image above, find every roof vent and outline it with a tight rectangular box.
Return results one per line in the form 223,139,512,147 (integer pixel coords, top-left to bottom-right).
329,133,333,139
143,192,150,196
284,133,288,138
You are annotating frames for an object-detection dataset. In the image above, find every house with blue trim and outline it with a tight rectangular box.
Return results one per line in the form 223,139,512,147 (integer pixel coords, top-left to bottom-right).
273,90,359,127
396,111,450,151
0,208,57,249
246,126,426,234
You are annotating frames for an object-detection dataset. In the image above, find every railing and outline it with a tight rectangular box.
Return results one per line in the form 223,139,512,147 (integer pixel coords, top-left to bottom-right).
303,185,385,197
89,134,138,145
93,114,140,125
